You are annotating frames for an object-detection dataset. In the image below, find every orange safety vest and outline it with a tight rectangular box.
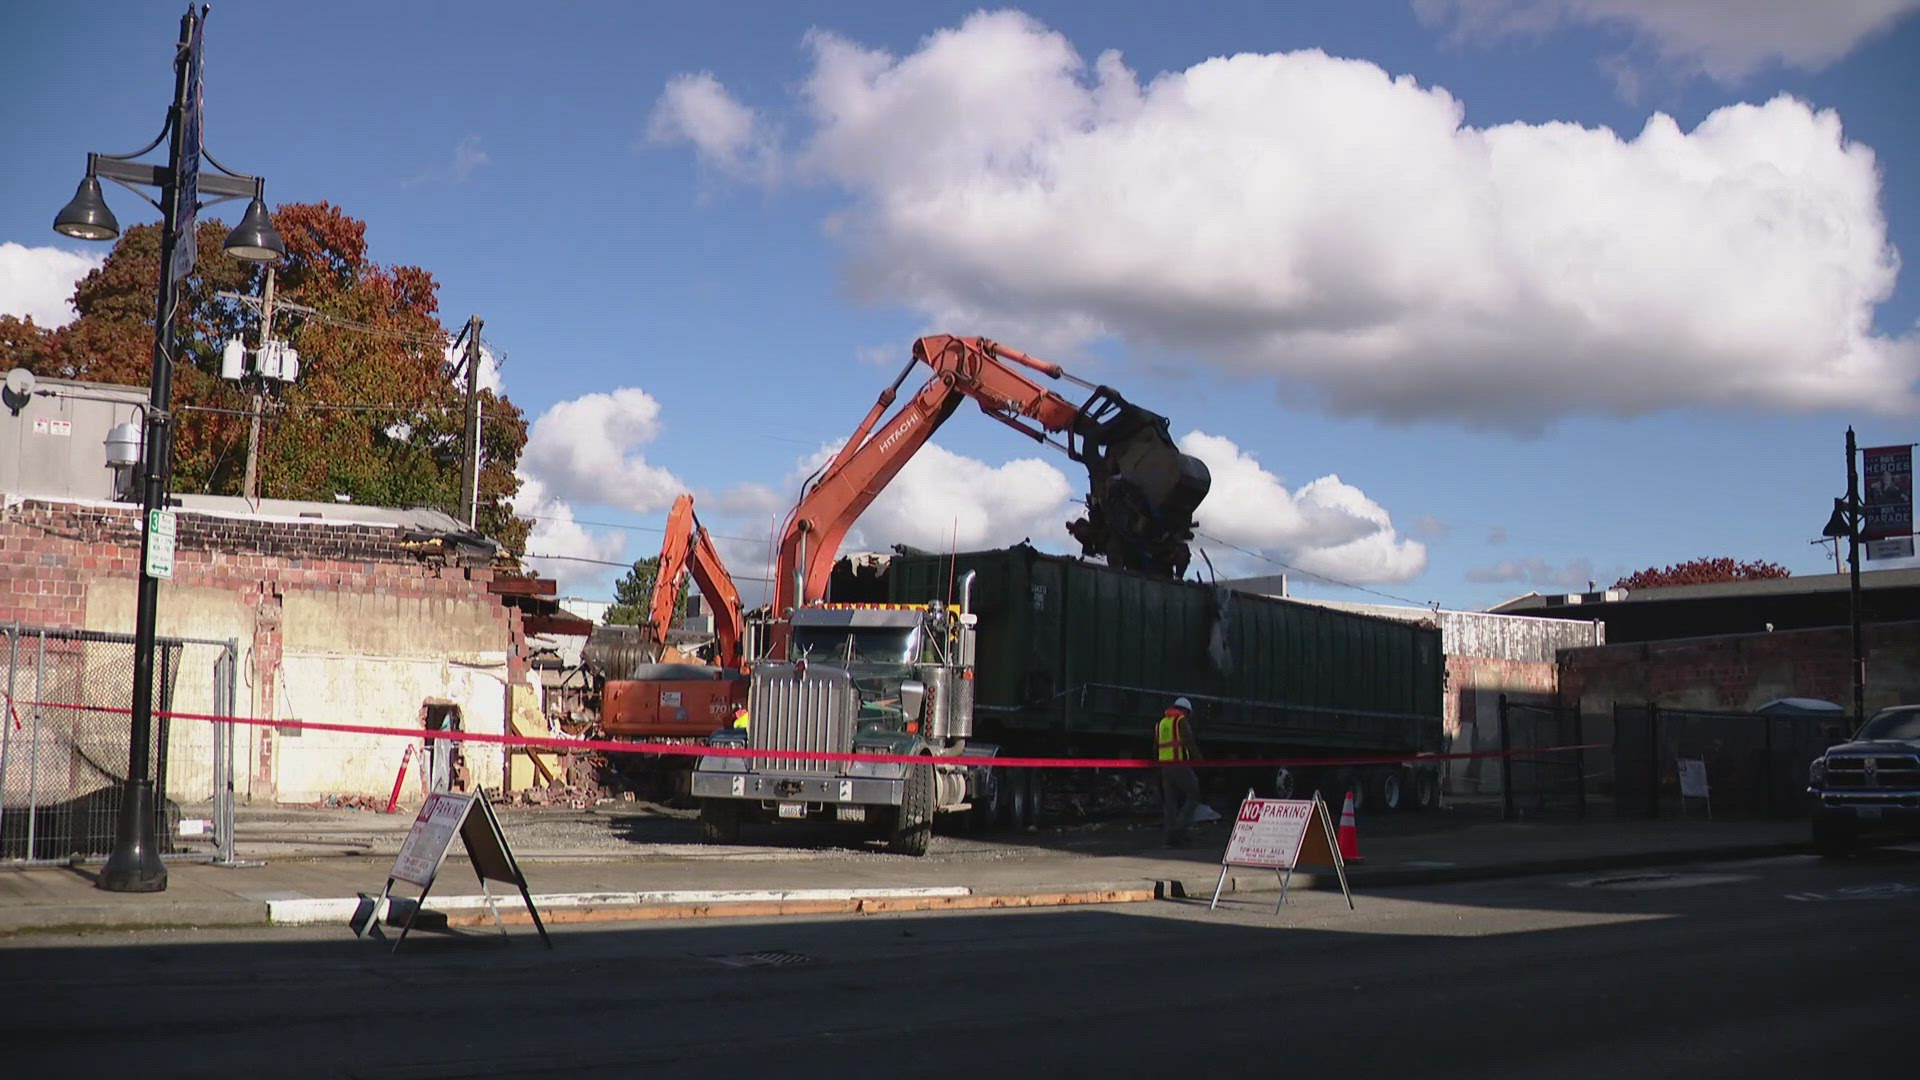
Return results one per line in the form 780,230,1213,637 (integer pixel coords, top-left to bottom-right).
1155,711,1191,762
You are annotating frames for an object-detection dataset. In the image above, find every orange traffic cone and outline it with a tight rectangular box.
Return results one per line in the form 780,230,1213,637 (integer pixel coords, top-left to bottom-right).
1336,790,1365,863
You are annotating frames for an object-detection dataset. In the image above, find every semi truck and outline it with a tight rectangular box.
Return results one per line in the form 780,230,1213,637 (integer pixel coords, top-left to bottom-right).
692,334,1211,853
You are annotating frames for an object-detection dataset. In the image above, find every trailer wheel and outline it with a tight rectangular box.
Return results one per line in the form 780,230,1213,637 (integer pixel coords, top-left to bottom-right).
1410,769,1439,811
698,799,740,844
1008,769,1035,832
1369,769,1406,812
887,758,934,856
1320,768,1359,813
1269,767,1298,799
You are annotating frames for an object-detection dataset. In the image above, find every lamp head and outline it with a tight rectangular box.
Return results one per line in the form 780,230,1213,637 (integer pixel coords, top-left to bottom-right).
53,175,120,241
222,197,284,262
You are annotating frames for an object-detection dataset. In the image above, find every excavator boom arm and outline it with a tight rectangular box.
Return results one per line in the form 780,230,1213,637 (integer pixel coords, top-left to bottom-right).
771,335,1211,632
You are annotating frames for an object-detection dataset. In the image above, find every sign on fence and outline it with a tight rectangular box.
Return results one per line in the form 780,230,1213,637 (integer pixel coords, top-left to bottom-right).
358,789,550,952
1677,757,1713,819
1209,792,1353,913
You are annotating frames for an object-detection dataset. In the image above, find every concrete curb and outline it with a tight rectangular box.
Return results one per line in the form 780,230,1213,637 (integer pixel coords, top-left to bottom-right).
268,886,974,926
1158,840,1812,899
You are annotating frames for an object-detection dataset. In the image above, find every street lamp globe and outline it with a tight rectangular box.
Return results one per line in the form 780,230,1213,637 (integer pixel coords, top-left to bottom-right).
53,175,121,241
222,197,285,262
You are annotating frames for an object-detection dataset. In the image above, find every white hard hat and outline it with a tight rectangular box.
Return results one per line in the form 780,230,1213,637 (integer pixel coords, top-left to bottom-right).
1172,697,1192,711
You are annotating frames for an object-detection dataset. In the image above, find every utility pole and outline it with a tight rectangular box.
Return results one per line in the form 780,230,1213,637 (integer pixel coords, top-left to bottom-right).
457,315,483,528
242,264,274,502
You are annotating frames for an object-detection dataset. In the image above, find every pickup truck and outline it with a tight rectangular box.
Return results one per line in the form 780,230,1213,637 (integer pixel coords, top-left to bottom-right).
1807,704,1920,857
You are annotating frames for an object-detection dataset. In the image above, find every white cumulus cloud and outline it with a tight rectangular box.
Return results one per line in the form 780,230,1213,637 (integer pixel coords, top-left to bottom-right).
520,388,684,513
1418,0,1920,82
0,243,103,328
761,440,1079,557
1180,432,1427,585
647,72,779,182
510,474,627,595
655,11,1919,428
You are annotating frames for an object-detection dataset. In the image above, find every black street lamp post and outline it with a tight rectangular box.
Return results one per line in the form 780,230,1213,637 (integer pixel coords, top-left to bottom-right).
1821,427,1867,729
53,4,285,893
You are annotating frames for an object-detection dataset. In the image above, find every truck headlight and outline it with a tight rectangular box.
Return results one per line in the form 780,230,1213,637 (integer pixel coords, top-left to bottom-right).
1808,757,1826,786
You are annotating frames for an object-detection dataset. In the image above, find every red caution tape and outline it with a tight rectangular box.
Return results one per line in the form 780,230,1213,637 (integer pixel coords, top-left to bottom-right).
13,697,1603,772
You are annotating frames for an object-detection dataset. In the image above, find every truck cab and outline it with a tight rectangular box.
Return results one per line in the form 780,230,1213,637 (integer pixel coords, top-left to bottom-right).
691,577,988,855
1807,704,1920,857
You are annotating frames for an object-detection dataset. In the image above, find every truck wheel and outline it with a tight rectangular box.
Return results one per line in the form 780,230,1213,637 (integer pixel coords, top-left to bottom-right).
698,800,740,844
887,758,934,856
1369,769,1405,813
1812,816,1855,860
1410,769,1439,811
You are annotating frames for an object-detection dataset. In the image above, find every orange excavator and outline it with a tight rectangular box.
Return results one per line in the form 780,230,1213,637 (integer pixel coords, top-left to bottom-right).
769,333,1211,649
593,494,749,740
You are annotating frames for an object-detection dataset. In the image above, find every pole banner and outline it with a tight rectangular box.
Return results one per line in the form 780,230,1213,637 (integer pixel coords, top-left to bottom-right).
1862,445,1912,541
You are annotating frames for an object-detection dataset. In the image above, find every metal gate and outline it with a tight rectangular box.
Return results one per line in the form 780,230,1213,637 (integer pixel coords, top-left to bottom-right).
1612,703,1836,819
1,625,237,868
1494,694,1588,819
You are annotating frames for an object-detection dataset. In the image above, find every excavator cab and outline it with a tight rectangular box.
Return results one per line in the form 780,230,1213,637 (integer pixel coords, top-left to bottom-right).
1066,387,1212,579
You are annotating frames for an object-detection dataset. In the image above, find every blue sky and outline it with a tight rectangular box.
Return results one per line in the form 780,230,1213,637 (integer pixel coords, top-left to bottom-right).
4,1,1918,612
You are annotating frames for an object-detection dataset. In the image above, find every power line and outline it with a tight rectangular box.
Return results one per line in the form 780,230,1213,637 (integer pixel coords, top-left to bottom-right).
517,512,770,546
1193,530,1435,609
521,549,771,582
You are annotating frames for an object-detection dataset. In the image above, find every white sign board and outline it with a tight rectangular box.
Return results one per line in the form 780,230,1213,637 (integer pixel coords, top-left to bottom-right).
145,509,176,580
1866,537,1915,561
1221,798,1317,869
1677,758,1710,799
1211,793,1354,913
390,791,474,886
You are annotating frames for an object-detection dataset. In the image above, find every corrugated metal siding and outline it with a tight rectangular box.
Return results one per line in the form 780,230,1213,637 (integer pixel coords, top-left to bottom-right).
888,545,1443,754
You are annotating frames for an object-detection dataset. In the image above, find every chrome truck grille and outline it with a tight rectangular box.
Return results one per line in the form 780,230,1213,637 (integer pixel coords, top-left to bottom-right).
748,665,855,775
1824,754,1920,790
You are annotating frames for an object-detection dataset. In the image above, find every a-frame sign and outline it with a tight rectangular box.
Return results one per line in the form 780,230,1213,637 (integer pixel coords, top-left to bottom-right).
1209,791,1354,913
360,788,551,952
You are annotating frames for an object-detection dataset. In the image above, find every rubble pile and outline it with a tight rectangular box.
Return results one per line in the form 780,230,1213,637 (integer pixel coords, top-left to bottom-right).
503,751,644,809
1042,771,1160,822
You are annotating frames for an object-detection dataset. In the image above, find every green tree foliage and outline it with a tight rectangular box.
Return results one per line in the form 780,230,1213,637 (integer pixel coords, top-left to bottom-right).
1614,557,1791,590
1,203,530,552
605,554,691,627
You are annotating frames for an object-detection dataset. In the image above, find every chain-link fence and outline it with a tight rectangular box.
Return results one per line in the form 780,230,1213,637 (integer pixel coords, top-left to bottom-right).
1494,694,1588,819
1,625,237,868
1612,703,1836,819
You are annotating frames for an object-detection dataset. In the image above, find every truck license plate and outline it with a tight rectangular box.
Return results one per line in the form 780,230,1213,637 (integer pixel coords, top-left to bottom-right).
778,802,806,819
836,806,866,823
1857,806,1884,820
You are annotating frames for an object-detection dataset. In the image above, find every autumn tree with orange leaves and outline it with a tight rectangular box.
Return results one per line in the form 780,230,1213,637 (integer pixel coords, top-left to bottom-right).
1614,558,1791,590
0,203,529,552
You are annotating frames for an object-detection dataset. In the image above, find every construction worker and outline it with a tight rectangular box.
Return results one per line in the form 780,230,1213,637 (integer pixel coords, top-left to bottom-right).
1155,696,1202,846
731,705,750,731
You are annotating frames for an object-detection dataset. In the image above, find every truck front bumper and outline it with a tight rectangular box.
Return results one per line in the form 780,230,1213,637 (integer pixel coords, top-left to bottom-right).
1809,787,1920,830
693,761,905,807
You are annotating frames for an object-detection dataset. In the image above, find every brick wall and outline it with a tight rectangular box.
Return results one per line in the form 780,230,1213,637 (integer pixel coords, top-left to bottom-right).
1559,621,1920,715
0,499,505,625
0,497,523,802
